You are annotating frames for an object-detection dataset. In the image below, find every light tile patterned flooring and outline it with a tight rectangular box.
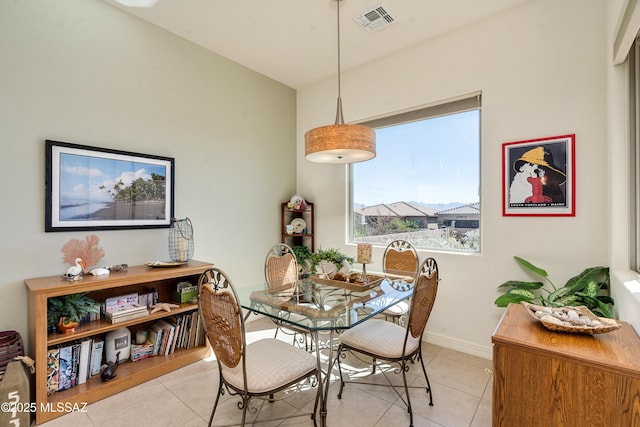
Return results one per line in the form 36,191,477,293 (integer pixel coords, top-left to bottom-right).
40,317,493,427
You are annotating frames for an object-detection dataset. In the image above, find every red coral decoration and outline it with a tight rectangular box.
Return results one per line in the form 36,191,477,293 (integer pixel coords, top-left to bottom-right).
61,235,105,270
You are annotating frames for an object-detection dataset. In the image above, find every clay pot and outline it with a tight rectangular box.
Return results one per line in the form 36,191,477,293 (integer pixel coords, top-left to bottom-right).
56,317,79,334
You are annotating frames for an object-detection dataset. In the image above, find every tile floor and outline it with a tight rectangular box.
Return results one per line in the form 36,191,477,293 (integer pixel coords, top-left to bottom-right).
40,317,493,427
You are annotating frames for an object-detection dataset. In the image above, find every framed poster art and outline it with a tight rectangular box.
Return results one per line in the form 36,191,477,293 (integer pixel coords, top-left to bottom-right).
45,140,175,232
502,134,575,217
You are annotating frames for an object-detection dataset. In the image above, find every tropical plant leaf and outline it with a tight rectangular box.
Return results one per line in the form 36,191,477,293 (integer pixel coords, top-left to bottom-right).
583,280,599,298
497,280,544,290
494,293,535,307
507,288,536,299
547,285,572,302
564,267,609,291
594,300,613,318
575,294,614,318
514,256,548,278
551,294,579,307
596,295,615,305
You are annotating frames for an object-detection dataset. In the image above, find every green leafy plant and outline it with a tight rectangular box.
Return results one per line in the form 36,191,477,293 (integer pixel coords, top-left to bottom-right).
291,245,313,271
309,248,354,273
495,256,614,318
47,292,99,329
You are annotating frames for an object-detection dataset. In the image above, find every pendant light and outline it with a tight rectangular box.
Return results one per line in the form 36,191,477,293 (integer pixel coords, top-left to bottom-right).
305,0,376,164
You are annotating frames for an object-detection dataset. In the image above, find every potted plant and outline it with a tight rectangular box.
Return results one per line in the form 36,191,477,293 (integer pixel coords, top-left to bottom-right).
494,256,615,318
47,292,99,333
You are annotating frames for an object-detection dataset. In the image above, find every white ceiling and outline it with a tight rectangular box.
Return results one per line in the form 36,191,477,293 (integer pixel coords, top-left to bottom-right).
102,0,533,89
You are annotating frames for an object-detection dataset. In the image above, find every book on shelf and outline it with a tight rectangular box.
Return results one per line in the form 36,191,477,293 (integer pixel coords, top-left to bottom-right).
180,314,191,348
88,302,101,322
107,309,150,324
105,293,139,314
189,311,201,349
195,312,205,347
77,339,92,385
70,342,81,388
58,345,73,391
89,339,104,377
105,303,148,319
155,319,176,356
46,348,59,394
166,316,181,354
138,290,156,308
149,323,164,356
130,342,154,362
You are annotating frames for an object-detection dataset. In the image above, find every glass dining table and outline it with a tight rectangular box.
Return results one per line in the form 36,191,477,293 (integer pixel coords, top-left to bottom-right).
235,273,414,427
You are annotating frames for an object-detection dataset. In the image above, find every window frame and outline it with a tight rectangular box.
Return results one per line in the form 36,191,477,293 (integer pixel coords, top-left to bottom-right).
347,92,482,252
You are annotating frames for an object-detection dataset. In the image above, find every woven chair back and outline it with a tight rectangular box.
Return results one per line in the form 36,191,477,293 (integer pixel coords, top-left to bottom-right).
265,244,298,297
198,269,244,369
266,254,297,288
408,258,439,340
383,240,419,277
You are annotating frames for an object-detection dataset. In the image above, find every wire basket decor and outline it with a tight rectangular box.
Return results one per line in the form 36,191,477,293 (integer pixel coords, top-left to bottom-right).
169,217,194,262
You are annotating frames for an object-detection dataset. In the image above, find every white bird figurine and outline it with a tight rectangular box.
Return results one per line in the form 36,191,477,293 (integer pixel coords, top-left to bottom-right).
66,258,85,277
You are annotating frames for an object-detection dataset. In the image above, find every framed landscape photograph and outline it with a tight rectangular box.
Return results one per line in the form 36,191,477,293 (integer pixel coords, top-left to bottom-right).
45,140,174,232
502,134,575,217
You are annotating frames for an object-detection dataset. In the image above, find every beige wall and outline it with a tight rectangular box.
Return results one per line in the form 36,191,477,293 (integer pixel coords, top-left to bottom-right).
297,0,617,358
0,0,297,347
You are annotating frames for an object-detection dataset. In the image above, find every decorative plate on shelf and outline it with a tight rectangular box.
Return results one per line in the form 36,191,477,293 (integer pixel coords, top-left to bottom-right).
288,194,306,210
521,301,621,334
145,261,187,268
290,218,306,234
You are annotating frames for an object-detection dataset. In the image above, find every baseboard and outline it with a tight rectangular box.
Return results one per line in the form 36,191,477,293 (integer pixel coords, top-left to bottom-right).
424,331,493,361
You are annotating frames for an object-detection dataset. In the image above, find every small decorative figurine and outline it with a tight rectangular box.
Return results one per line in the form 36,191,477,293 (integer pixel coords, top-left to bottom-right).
88,267,110,276
150,302,180,314
101,351,120,382
64,258,85,280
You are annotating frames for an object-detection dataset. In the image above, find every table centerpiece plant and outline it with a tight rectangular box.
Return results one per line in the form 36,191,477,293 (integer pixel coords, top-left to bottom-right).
309,248,354,273
494,256,614,318
291,245,313,273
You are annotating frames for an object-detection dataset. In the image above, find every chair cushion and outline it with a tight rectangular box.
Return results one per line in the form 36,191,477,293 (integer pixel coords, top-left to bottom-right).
221,338,317,394
339,319,419,359
383,301,409,316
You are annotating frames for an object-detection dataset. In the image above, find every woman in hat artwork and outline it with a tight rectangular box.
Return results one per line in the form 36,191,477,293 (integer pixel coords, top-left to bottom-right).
509,145,567,206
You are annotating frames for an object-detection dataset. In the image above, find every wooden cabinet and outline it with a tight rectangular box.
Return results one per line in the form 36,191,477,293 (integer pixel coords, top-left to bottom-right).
25,260,213,425
492,303,640,427
281,200,314,252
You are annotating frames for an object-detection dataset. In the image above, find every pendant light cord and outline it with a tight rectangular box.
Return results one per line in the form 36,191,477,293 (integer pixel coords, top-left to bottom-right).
335,0,345,125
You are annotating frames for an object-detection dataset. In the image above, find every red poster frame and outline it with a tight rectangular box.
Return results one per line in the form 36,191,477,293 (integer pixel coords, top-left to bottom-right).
502,134,575,217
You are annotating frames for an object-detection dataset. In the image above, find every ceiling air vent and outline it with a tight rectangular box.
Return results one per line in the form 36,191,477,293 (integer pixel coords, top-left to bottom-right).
354,4,396,33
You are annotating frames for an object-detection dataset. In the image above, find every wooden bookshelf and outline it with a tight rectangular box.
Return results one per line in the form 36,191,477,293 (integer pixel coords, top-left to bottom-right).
25,260,213,425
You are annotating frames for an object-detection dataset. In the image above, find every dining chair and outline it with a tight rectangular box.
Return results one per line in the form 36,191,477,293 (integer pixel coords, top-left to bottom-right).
264,243,299,299
197,267,321,427
335,257,439,427
382,239,420,324
263,243,314,350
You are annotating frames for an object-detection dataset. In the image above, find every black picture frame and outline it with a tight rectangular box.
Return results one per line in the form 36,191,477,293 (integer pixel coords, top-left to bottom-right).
45,140,175,232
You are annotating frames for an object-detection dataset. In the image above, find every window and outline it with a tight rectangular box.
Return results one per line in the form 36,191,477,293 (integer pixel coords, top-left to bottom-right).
349,93,481,252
